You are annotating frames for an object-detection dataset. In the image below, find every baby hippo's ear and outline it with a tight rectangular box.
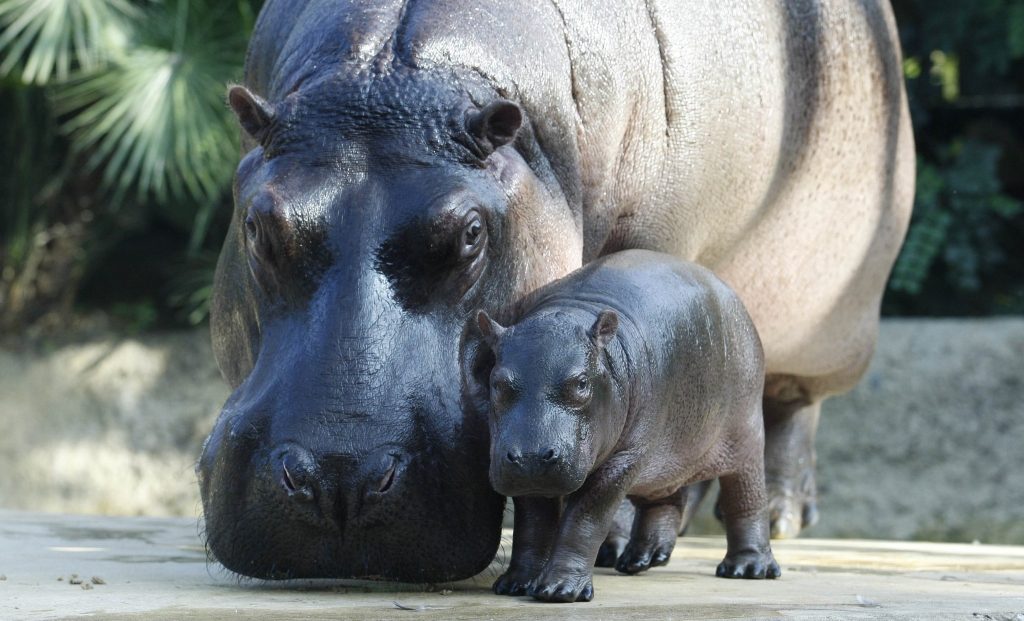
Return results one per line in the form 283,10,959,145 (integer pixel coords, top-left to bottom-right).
589,309,619,349
460,310,502,412
476,310,507,351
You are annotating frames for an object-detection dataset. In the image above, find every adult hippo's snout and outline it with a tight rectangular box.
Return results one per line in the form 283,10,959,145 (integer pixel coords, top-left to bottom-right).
200,235,509,581
203,52,580,579
197,341,505,581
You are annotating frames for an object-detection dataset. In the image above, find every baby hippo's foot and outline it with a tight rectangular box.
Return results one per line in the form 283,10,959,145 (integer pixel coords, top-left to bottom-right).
716,549,781,579
595,536,627,568
528,567,595,603
615,496,684,574
614,536,675,574
492,566,534,596
595,499,633,567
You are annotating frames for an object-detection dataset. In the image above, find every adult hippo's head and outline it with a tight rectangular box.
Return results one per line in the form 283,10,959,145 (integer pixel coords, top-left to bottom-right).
197,68,582,581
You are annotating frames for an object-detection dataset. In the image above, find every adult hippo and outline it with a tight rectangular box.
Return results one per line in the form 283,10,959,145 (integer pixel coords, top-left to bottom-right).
197,0,913,581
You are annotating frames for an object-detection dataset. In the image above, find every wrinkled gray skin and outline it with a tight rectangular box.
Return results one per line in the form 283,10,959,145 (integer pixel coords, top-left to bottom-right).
466,250,779,602
199,0,913,580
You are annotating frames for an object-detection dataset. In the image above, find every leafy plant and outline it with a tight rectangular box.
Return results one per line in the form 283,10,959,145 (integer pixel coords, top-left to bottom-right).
0,0,136,84
0,0,259,333
886,0,1024,315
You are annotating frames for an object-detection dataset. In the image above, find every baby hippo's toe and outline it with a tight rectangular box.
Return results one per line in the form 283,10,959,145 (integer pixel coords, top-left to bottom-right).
595,535,627,567
716,550,781,579
527,571,594,602
614,538,675,574
492,569,533,596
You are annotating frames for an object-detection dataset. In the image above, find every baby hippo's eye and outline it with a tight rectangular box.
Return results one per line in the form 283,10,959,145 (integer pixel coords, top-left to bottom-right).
563,373,592,407
490,371,515,404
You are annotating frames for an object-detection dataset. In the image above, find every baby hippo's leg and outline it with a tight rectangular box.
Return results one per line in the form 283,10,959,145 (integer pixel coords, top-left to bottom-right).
595,499,633,567
529,452,640,603
597,480,710,568
615,487,686,574
494,497,561,596
716,459,781,579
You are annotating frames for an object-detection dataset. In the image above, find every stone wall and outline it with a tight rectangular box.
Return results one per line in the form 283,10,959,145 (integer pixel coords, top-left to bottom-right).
1,319,1022,543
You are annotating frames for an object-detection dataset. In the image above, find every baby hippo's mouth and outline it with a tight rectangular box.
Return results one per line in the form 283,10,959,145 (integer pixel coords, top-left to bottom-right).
490,453,587,499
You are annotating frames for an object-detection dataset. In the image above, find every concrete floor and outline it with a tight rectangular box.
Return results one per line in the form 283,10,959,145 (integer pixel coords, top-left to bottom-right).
1,511,1023,621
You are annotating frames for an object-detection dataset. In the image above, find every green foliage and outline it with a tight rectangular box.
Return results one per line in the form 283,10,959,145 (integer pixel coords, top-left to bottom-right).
886,0,1024,315
890,145,1021,296
53,0,248,250
0,0,260,332
0,0,136,84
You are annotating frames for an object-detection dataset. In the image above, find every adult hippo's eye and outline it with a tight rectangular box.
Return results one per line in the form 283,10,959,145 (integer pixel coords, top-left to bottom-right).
244,214,259,243
459,211,486,261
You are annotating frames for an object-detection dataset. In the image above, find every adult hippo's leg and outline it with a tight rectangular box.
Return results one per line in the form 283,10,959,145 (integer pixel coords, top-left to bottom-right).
762,381,821,539
759,365,870,538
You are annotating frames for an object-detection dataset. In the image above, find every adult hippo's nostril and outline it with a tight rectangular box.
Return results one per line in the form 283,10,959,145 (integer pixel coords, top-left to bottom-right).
279,448,318,502
356,452,406,517
377,459,397,494
506,450,522,465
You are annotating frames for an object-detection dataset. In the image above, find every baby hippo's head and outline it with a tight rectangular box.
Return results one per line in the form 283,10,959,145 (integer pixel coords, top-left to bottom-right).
465,308,622,498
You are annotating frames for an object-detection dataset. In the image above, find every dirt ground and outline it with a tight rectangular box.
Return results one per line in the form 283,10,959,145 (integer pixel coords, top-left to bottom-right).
1,318,1022,543
4,510,1024,621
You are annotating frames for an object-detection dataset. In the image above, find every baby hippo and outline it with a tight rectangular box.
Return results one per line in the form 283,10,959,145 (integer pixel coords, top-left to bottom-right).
462,249,779,603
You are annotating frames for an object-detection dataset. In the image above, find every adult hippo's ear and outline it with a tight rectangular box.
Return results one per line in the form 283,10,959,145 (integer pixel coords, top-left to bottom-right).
228,85,275,143
459,310,503,412
589,310,619,350
465,100,523,157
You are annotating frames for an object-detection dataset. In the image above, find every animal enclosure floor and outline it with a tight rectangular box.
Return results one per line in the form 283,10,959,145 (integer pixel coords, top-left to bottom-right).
1,510,1022,620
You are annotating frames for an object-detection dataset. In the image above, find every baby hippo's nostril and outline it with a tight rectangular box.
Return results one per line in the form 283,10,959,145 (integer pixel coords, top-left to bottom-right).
280,451,316,502
541,448,561,464
506,450,522,465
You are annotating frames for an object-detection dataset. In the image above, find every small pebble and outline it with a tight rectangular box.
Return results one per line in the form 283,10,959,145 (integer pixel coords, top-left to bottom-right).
69,577,82,585
57,576,64,582
0,575,6,581
81,583,93,591
91,576,105,585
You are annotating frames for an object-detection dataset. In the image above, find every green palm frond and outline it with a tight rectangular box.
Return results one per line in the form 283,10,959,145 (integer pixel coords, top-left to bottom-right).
0,0,136,85
54,0,249,250
58,45,238,202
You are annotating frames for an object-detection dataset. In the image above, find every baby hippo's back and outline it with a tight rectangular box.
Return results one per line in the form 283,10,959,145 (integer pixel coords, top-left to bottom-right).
553,249,763,384
541,249,766,483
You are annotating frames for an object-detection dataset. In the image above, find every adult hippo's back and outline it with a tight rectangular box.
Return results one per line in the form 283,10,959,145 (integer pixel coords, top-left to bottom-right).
198,0,913,580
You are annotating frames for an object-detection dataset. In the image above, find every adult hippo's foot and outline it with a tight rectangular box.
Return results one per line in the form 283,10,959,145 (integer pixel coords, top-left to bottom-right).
763,388,822,539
